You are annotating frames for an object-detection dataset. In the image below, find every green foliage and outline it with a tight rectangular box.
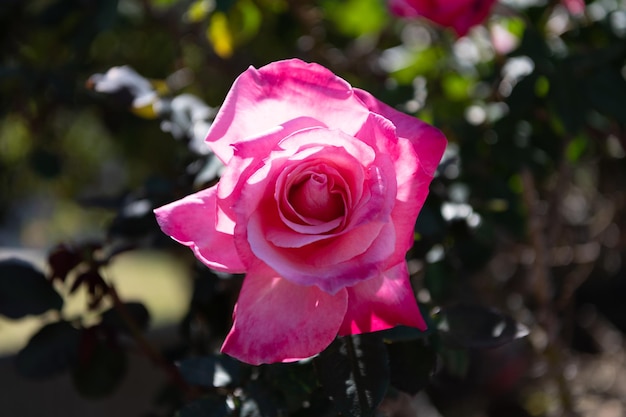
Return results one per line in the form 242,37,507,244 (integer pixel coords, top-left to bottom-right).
387,338,436,394
314,334,390,417
435,304,527,349
178,355,242,388
321,0,389,37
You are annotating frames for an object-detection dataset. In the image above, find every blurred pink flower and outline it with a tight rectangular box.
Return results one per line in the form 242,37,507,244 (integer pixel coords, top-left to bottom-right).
490,23,520,55
154,59,446,365
562,0,585,15
389,0,498,36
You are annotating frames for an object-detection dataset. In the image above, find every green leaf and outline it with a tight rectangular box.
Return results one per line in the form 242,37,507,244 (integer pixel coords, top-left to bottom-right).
178,354,242,388
549,61,588,135
586,67,626,125
565,135,588,162
321,0,388,37
387,339,436,395
240,379,280,417
436,304,528,349
265,361,318,412
15,321,80,378
0,258,63,319
378,325,429,342
178,396,230,417
314,333,389,417
72,334,128,399
100,301,151,334
439,346,470,379
215,0,237,12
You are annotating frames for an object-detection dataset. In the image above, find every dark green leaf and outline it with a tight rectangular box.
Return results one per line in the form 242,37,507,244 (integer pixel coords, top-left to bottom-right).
178,396,230,417
387,339,437,395
215,0,237,12
378,325,429,342
265,361,317,412
15,321,80,378
424,261,454,303
72,335,128,399
439,346,471,379
0,258,63,319
240,380,280,417
436,304,528,349
586,67,626,125
101,301,151,334
314,334,389,417
549,61,587,135
178,354,241,388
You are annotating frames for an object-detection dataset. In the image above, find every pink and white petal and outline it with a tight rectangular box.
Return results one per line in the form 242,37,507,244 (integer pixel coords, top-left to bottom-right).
221,263,348,365
354,89,447,177
278,126,376,166
244,215,396,294
206,59,370,163
214,118,324,229
386,139,435,266
338,262,426,335
154,186,246,273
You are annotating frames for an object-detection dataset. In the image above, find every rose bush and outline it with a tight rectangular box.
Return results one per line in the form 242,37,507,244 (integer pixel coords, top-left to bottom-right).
154,59,446,365
389,0,498,36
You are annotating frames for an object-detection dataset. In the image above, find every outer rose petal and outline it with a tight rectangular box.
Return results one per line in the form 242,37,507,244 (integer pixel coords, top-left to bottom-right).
154,187,245,273
354,89,447,178
206,59,371,163
221,263,348,365
338,262,426,335
353,95,446,267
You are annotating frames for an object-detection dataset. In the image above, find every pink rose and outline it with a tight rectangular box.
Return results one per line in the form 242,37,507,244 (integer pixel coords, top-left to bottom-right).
154,59,446,365
389,0,498,37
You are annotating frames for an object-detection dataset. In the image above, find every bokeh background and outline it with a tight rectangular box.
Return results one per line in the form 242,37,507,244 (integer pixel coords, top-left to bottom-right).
1,0,626,416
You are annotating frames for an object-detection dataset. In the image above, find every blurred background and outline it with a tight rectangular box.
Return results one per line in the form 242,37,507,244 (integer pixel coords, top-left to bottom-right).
1,0,626,416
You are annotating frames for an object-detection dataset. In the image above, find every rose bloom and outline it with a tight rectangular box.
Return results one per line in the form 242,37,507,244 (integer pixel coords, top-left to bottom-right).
389,0,498,37
154,59,446,365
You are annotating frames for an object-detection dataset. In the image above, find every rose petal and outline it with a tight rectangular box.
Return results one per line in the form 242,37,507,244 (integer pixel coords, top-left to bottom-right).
354,89,447,178
214,117,327,233
278,161,349,234
353,96,447,267
338,262,426,335
206,59,371,163
244,217,396,294
154,187,246,273
288,170,345,222
221,262,348,365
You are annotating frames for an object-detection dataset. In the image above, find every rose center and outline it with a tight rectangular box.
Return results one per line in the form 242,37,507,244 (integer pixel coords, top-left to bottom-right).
288,172,344,222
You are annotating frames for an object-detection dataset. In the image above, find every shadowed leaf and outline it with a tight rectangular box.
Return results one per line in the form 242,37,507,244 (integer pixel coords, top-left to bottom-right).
436,304,528,349
178,354,242,388
101,301,151,334
0,258,63,319
16,321,80,378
